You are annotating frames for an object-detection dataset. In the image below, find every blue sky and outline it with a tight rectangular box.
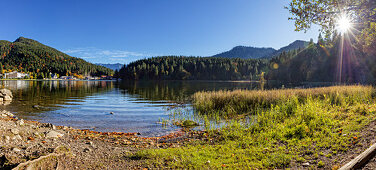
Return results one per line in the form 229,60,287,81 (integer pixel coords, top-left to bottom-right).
1,0,319,64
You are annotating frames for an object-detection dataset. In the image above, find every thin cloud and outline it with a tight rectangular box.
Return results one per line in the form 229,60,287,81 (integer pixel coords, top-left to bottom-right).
62,47,153,64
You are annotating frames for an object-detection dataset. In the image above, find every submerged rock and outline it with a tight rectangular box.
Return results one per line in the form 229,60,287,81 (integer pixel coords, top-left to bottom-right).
175,120,199,128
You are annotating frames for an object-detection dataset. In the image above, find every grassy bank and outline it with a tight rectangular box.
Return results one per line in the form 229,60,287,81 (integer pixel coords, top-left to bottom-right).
132,85,376,169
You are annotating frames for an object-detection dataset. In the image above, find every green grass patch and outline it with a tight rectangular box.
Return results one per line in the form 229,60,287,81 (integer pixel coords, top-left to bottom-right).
133,85,376,169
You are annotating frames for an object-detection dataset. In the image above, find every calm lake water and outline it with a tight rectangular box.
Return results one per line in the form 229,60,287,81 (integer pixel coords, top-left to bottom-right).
0,80,335,137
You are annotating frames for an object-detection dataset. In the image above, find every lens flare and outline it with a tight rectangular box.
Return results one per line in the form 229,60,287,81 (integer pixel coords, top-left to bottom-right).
336,14,353,35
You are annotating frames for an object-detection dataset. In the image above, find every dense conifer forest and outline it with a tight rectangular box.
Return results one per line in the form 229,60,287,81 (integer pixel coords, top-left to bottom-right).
118,56,269,80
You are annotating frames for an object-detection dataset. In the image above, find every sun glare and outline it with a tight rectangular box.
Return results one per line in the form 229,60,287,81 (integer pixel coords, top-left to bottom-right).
336,14,352,35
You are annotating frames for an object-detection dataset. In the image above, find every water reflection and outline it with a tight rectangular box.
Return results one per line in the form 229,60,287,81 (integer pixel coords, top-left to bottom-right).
0,80,113,117
117,80,267,102
0,80,336,137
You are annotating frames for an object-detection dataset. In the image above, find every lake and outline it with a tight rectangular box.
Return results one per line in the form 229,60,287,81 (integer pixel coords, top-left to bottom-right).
0,80,335,137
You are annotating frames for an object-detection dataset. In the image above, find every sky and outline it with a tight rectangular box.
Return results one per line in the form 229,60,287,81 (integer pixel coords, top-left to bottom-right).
0,0,319,64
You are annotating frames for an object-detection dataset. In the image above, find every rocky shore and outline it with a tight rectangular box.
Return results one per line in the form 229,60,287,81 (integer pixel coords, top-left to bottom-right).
0,109,206,169
0,88,204,169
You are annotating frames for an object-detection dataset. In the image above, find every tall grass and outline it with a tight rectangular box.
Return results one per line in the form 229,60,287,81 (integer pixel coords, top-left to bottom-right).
193,85,374,115
134,85,376,169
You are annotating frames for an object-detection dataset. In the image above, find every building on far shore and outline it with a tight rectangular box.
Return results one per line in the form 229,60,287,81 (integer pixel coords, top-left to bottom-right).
60,76,75,80
51,73,58,79
3,71,29,79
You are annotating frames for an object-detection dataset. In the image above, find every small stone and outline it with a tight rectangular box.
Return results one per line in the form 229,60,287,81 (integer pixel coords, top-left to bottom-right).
45,131,64,138
86,141,95,147
63,126,68,130
17,119,25,126
13,135,22,141
52,125,56,130
6,112,14,117
13,148,21,152
206,160,211,164
11,128,20,135
33,132,40,136
110,112,114,115
83,148,91,152
5,136,10,140
302,162,310,167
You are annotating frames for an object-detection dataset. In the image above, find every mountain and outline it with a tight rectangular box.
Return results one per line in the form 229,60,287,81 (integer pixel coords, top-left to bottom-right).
212,46,276,59
0,37,113,78
211,40,309,59
271,40,309,57
96,63,123,71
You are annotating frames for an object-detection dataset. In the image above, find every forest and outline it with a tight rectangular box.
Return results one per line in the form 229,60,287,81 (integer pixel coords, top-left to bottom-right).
118,56,269,80
0,37,113,79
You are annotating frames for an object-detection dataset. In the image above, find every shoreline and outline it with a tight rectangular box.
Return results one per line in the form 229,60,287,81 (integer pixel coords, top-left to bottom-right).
0,110,202,169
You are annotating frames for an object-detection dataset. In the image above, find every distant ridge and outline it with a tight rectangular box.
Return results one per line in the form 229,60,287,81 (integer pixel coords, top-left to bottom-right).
96,63,123,71
211,40,309,59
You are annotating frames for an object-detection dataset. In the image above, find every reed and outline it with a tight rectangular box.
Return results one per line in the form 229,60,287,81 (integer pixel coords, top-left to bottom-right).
193,85,374,115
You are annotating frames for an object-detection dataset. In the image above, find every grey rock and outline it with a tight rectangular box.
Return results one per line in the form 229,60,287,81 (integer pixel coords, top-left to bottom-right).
45,131,64,138
7,112,14,117
302,162,310,167
2,96,12,101
17,119,25,126
13,135,22,141
11,128,20,135
0,89,13,98
12,148,21,152
87,141,96,148
83,148,91,152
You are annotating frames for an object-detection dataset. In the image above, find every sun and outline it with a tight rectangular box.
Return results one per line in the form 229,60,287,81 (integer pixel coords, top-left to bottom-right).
336,14,353,35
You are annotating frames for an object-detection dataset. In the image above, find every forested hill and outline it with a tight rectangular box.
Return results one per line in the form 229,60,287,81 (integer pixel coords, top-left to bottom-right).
211,40,308,59
274,40,309,55
119,56,269,80
266,37,371,83
0,37,113,78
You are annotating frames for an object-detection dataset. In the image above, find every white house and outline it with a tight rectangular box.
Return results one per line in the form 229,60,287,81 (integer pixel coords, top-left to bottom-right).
4,71,29,79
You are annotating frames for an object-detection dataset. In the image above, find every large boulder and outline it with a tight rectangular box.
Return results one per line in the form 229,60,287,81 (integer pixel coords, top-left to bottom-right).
0,88,12,101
